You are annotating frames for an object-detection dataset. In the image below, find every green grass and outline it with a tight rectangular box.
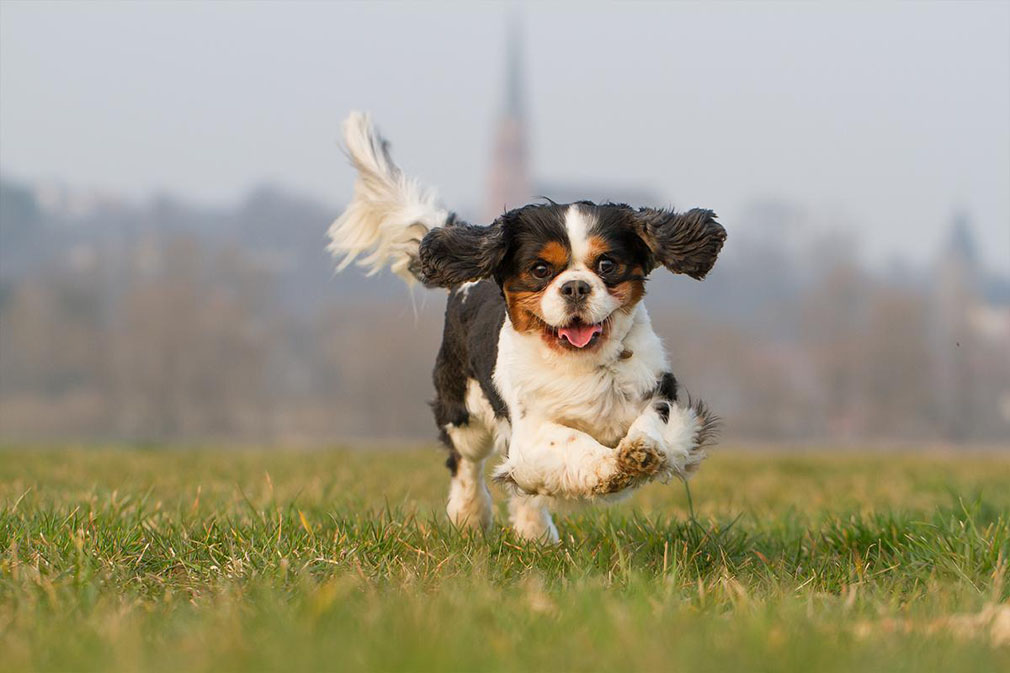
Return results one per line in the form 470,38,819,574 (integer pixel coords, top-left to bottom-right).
2,446,1009,672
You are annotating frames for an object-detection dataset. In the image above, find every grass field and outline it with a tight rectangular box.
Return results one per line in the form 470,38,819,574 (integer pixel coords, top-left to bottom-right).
2,446,1009,672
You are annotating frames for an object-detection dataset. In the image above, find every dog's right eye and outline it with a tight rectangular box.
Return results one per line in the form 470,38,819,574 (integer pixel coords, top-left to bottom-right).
530,262,551,279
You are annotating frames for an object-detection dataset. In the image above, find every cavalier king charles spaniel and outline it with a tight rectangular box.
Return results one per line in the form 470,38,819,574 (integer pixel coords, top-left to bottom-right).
328,113,725,542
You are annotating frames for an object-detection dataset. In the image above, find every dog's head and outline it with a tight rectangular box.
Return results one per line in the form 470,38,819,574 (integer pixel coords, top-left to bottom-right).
419,202,726,352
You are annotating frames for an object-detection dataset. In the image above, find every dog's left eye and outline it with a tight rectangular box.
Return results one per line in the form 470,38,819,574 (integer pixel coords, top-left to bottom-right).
597,257,616,275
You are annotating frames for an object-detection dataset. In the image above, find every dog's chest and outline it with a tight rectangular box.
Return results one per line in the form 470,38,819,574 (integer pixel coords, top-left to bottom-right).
501,346,661,447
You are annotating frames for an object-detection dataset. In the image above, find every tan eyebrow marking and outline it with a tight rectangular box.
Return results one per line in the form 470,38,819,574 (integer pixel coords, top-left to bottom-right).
536,241,570,269
585,235,611,266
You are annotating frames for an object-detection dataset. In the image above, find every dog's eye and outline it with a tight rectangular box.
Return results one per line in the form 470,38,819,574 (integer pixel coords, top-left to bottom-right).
597,257,617,275
530,262,551,279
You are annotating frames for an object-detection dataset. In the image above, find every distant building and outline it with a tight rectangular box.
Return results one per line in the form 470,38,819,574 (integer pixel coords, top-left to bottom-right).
484,18,531,222
483,20,663,218
931,210,1010,438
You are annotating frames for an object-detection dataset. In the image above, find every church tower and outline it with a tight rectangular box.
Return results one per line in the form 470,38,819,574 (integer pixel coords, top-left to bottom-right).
485,17,532,222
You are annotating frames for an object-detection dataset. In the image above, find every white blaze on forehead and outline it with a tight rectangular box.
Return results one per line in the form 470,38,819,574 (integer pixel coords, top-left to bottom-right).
564,205,594,266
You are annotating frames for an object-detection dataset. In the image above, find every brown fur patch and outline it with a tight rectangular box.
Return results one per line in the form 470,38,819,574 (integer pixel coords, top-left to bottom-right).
585,236,610,266
609,274,646,312
503,286,547,333
538,241,570,268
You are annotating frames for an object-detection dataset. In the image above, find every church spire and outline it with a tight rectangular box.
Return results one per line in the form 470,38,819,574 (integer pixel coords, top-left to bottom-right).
505,16,524,120
947,208,977,266
485,14,531,222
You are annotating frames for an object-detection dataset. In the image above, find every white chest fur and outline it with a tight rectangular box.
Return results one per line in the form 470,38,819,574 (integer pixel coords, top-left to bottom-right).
493,304,668,447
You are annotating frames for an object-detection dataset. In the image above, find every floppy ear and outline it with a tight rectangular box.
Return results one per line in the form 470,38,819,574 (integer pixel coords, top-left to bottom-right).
635,208,726,280
418,217,507,288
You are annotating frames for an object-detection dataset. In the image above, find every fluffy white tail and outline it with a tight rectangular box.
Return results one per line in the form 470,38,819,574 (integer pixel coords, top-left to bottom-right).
327,112,449,284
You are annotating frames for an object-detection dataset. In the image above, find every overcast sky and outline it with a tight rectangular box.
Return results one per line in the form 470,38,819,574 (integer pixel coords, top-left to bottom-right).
1,1,1008,271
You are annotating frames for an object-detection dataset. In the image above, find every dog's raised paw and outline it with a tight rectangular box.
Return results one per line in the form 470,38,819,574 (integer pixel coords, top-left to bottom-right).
617,437,665,476
594,437,666,495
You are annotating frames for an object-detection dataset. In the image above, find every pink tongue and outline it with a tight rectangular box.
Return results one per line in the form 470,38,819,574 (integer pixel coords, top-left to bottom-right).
558,323,603,348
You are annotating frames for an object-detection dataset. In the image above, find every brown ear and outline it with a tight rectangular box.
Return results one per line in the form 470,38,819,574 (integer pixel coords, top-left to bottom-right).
417,218,507,288
635,208,726,279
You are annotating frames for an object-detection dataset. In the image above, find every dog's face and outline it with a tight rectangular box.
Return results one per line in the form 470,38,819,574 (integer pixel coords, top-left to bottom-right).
495,205,653,351
419,202,726,352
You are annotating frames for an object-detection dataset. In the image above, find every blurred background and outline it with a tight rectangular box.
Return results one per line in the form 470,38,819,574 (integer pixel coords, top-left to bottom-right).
0,1,1007,447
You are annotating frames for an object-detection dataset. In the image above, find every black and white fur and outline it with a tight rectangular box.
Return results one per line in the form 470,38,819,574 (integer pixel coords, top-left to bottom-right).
328,113,725,542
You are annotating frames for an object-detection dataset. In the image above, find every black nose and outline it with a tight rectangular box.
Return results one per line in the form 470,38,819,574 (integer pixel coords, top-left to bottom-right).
561,279,592,300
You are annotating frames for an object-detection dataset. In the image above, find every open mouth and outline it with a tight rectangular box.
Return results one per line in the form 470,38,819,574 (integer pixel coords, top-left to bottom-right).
546,317,605,349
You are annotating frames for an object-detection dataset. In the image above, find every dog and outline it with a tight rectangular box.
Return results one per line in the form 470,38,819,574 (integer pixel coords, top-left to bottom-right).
328,113,726,542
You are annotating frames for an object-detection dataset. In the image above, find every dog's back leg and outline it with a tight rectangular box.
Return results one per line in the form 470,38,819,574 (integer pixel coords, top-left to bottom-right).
508,494,559,544
443,420,494,531
434,360,495,530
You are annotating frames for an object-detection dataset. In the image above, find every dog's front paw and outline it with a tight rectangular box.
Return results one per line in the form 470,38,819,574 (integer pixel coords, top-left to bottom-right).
594,434,665,495
617,436,665,476
627,397,720,481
